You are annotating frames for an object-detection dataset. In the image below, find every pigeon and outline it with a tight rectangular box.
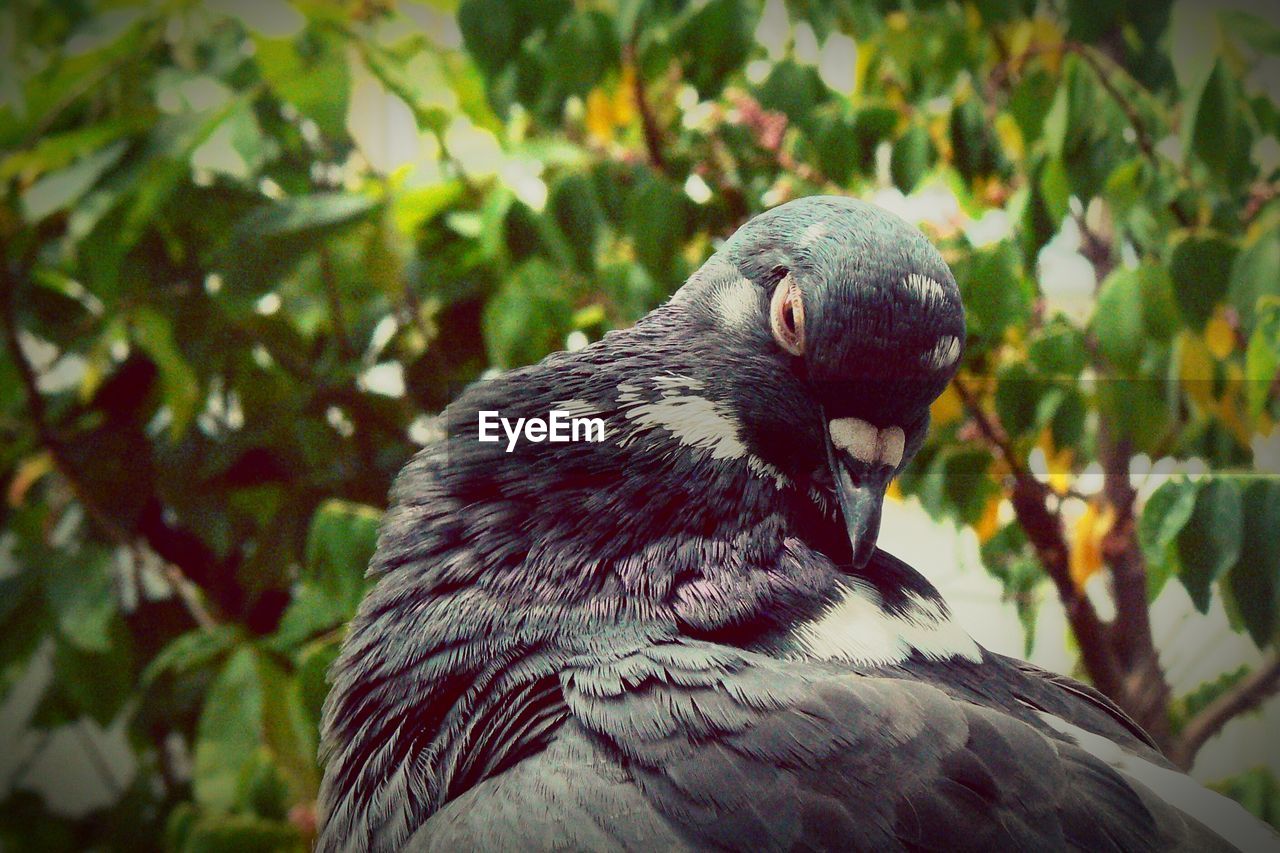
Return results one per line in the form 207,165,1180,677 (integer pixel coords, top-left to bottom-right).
317,196,1277,852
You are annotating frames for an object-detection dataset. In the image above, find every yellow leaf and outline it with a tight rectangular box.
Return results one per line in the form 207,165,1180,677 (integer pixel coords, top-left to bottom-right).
1179,330,1216,412
585,66,637,144
931,383,964,428
585,89,616,143
1037,430,1074,496
974,494,1002,544
614,65,637,126
1028,16,1065,73
887,478,903,503
887,11,909,31
1004,20,1033,60
994,114,1024,162
1217,362,1254,447
8,451,54,507
1070,501,1114,588
1204,309,1235,360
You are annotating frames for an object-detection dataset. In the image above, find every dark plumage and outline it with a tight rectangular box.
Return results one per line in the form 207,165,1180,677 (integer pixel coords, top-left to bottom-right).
317,196,1277,852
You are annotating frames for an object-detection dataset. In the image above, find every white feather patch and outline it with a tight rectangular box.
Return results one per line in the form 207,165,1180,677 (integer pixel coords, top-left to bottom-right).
1038,713,1280,852
880,426,905,469
622,388,788,488
552,398,603,420
924,335,961,370
711,275,759,331
829,417,880,465
904,272,947,302
799,221,831,247
798,581,982,666
829,418,906,468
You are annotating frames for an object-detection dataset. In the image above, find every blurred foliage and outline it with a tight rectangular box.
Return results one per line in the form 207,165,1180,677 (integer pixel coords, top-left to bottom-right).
1,0,1279,846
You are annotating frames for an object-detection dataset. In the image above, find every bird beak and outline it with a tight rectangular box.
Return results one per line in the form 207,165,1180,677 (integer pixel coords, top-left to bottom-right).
824,416,904,570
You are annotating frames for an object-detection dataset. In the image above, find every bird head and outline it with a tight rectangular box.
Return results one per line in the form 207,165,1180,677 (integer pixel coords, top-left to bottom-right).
663,195,964,570
376,195,963,632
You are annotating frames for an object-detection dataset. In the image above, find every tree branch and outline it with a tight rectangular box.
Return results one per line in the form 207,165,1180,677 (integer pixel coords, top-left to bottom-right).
953,376,1126,700
623,43,668,174
1071,203,1173,739
1171,653,1280,769
1,255,223,630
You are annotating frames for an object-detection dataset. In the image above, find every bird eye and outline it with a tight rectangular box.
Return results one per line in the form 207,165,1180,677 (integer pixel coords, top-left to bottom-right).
770,274,805,356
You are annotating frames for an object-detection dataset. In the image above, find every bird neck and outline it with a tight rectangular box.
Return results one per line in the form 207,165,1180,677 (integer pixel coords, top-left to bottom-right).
319,316,855,843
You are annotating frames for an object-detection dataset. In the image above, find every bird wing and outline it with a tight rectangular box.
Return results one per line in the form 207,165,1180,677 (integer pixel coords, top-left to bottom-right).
557,639,1243,852
406,721,695,852
404,637,1270,851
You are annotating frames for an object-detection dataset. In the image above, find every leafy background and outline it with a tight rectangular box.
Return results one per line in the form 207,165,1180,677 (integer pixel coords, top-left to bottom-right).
2,0,1279,848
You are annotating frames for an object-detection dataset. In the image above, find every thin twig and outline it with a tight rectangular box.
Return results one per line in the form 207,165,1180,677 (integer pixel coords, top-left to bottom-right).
1066,43,1194,228
318,244,353,359
1172,653,1280,768
623,43,667,174
951,376,1023,481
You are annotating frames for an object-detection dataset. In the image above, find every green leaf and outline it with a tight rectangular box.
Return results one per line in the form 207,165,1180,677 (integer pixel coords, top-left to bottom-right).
43,546,116,653
46,637,135,726
756,60,827,123
1038,157,1070,223
304,499,379,608
548,11,620,98
483,257,576,367
194,646,262,812
1226,480,1280,646
949,97,1001,184
891,124,934,193
1229,222,1280,334
238,193,380,238
254,28,350,139
179,814,305,853
675,0,756,96
0,116,148,182
1136,262,1181,341
1009,67,1056,145
458,0,522,76
944,448,997,525
393,180,465,235
1184,58,1255,189
808,109,860,185
1210,768,1280,832
220,194,381,295
1220,10,1280,54
191,100,274,180
1246,299,1280,418
994,361,1042,439
1139,477,1199,599
1170,232,1238,330
1028,317,1086,377
1043,54,1092,160
142,626,240,687
20,141,128,223
955,241,1029,342
1177,477,1244,613
132,307,200,438
626,175,688,282
1094,267,1147,372
550,173,604,273
257,652,318,802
